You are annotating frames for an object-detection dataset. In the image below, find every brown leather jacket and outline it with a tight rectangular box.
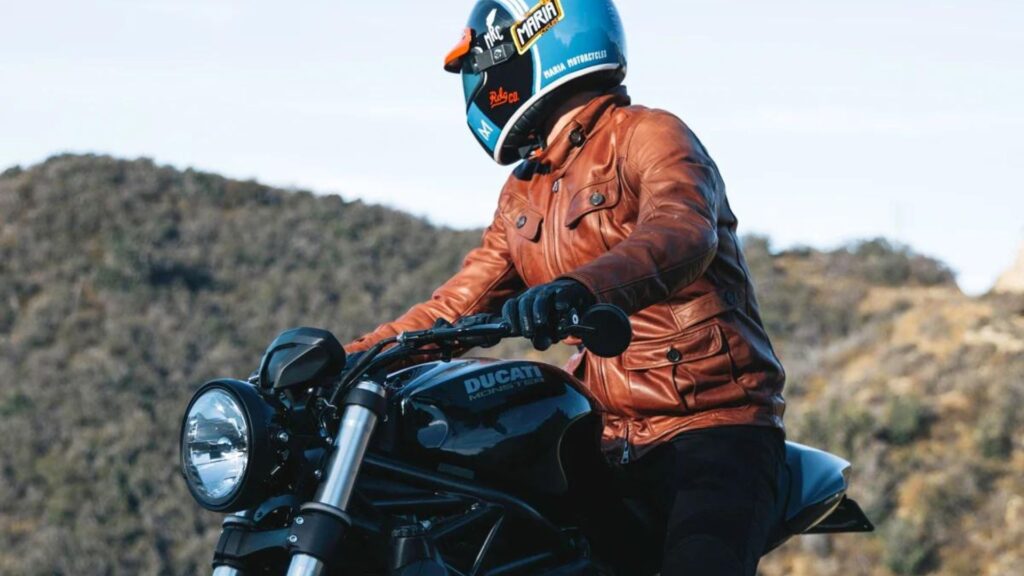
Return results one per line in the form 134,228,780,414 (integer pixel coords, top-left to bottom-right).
346,89,785,461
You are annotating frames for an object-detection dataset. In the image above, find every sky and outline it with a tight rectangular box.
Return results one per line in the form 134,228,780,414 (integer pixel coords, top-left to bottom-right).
1,0,1022,294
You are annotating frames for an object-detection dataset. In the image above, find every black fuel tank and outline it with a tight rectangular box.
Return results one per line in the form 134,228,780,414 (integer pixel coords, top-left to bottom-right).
385,358,599,495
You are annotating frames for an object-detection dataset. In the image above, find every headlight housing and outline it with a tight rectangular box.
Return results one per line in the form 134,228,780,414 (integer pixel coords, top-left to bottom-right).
180,379,276,512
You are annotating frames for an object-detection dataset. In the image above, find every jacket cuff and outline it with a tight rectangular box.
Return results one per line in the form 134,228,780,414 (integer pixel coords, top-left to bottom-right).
558,271,613,307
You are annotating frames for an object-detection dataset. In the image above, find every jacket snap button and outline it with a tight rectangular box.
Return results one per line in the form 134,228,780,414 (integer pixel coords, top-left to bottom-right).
516,215,528,228
666,348,682,363
552,179,561,193
724,290,738,306
569,128,585,147
589,192,605,206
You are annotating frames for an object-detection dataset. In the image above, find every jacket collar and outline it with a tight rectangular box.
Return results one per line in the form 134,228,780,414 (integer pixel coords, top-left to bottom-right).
532,87,631,171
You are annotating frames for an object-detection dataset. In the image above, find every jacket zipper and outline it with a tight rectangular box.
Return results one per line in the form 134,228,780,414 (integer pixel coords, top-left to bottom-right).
547,176,563,281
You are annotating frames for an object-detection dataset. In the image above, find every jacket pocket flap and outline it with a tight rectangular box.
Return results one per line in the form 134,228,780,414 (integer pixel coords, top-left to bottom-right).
508,206,543,241
565,181,620,228
621,325,724,370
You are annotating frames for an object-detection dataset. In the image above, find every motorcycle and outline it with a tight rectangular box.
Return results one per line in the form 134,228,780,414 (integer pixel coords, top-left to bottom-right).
179,304,872,575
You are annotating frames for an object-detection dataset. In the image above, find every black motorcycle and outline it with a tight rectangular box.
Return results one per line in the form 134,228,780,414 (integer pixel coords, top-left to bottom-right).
179,305,872,575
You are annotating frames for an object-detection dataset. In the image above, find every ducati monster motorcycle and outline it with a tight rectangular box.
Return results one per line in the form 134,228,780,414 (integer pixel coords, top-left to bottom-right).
180,304,873,575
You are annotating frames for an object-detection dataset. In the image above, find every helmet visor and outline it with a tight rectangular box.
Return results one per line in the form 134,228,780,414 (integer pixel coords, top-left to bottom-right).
444,28,473,73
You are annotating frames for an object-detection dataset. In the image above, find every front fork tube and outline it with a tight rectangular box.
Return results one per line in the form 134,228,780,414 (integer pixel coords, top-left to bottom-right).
285,380,386,576
212,565,242,576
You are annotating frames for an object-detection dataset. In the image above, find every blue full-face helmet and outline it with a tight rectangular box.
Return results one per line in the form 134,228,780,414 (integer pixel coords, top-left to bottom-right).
444,0,627,165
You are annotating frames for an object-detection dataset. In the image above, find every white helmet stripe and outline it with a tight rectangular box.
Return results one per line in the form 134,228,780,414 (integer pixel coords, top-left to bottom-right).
510,0,531,14
494,0,525,18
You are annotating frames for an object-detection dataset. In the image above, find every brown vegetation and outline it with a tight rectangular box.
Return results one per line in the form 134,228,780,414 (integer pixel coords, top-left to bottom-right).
0,156,1021,575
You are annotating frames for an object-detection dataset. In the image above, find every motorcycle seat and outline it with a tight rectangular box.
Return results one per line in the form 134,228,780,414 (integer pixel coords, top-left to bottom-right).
781,441,850,532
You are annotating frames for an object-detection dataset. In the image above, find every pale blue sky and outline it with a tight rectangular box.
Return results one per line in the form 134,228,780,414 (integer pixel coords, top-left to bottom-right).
2,1,1022,293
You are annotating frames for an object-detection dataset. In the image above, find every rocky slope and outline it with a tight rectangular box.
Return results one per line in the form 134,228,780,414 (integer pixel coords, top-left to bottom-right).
760,278,1024,575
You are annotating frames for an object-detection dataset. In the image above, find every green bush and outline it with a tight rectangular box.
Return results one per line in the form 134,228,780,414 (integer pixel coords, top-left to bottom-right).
884,518,937,575
884,395,932,445
797,399,878,456
0,392,33,417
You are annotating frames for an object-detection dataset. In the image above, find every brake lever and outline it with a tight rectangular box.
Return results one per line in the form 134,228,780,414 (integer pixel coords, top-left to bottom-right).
554,307,597,339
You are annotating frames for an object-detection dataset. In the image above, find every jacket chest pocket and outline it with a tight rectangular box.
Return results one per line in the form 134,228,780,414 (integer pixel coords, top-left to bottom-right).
505,204,544,283
563,179,631,255
620,323,748,415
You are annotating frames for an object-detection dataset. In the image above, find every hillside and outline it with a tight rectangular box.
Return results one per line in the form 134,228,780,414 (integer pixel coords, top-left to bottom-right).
755,251,1024,575
1,155,1022,575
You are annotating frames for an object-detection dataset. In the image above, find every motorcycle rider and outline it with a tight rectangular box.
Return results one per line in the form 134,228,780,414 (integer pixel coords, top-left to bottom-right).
345,1,786,574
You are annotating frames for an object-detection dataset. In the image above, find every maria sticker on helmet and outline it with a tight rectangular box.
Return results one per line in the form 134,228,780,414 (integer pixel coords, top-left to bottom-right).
512,0,565,55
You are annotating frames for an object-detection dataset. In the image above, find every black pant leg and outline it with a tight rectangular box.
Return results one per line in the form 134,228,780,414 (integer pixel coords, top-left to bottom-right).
656,426,784,576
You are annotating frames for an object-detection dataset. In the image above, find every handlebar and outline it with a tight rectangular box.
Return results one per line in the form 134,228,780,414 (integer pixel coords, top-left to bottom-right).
395,313,592,346
396,316,509,347
328,304,632,407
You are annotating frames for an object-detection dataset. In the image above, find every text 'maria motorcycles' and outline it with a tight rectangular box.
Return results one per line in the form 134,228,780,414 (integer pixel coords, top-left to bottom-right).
179,305,872,575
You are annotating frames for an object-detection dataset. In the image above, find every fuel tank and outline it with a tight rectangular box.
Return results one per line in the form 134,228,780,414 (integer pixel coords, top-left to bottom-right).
384,358,600,495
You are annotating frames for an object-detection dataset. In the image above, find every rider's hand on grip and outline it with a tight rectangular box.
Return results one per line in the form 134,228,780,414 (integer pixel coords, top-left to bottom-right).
501,279,596,351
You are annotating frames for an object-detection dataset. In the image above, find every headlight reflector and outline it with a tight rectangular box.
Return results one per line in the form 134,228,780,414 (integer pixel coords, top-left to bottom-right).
182,388,250,501
180,379,276,512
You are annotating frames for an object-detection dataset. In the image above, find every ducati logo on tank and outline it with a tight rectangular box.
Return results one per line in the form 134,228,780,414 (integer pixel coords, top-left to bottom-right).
463,365,544,401
512,0,565,55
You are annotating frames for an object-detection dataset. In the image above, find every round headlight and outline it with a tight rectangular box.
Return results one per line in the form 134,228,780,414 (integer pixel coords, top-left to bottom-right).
180,380,276,512
182,388,249,501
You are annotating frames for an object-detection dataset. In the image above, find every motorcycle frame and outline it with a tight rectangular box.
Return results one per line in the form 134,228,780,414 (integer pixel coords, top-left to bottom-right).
212,452,594,575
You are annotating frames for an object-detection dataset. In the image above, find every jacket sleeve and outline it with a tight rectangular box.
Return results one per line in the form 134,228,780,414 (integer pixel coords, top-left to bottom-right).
562,111,720,315
344,193,523,353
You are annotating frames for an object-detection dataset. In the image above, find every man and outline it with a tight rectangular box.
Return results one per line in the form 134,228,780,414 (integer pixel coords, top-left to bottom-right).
346,1,786,573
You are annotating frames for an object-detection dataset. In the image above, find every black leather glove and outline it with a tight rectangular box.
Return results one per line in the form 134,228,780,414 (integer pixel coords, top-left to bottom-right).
502,279,596,351
453,313,503,348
